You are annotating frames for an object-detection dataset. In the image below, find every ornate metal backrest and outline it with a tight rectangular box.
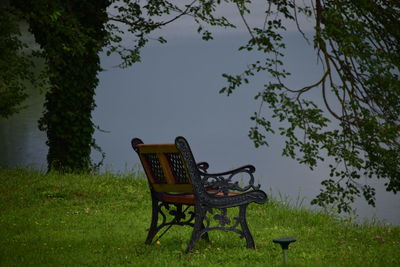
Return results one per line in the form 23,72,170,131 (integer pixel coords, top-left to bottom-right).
174,136,209,200
132,138,193,193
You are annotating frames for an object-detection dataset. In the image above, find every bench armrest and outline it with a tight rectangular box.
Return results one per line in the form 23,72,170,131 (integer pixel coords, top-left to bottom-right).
198,164,260,195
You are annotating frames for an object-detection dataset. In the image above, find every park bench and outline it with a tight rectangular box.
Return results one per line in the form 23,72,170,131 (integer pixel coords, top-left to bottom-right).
131,136,268,252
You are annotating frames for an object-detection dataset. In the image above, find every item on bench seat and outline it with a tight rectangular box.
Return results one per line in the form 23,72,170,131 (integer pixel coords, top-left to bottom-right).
131,136,268,252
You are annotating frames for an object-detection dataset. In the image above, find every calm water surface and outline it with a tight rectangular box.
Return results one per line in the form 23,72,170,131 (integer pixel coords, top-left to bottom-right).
1,33,399,225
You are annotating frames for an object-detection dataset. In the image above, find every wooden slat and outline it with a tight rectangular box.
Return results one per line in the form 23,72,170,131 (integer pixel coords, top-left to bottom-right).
152,184,193,193
138,144,178,154
157,153,176,184
138,154,156,184
136,143,193,192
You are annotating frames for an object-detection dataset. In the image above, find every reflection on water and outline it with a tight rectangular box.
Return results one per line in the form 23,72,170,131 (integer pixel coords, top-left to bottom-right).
0,86,47,170
0,33,399,225
0,22,47,170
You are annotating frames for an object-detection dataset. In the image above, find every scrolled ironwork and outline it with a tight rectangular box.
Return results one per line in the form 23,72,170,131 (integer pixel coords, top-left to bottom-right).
203,207,241,232
157,202,195,228
200,166,261,195
196,161,210,172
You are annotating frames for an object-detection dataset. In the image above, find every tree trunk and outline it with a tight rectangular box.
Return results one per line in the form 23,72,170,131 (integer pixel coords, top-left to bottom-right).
13,0,111,172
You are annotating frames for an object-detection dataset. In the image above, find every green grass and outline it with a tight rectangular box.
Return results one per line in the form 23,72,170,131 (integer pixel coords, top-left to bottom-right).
0,167,399,266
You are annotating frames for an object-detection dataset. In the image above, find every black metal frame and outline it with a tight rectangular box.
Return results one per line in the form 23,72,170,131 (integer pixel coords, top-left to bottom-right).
132,136,268,252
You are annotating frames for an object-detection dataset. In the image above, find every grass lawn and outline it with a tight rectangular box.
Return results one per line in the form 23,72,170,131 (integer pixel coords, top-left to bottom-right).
0,167,399,266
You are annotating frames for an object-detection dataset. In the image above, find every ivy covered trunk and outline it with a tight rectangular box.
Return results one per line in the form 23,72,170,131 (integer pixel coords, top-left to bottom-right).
13,0,110,172
40,52,99,172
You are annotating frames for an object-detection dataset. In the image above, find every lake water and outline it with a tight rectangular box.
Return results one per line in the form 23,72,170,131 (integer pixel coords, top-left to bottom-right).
1,32,399,225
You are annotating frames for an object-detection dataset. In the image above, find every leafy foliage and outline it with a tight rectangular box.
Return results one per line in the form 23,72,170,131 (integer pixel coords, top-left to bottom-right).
218,0,400,212
11,0,110,172
0,6,39,118
105,0,236,67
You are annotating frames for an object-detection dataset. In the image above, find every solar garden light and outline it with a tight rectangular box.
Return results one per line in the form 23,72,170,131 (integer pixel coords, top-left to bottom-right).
273,237,297,264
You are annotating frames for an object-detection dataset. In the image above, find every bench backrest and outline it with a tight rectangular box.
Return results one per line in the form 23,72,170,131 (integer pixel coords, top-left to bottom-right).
132,138,193,194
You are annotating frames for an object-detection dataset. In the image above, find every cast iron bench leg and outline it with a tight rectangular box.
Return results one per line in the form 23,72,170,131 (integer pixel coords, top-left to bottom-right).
201,222,210,242
239,204,255,249
186,204,206,253
145,197,159,245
